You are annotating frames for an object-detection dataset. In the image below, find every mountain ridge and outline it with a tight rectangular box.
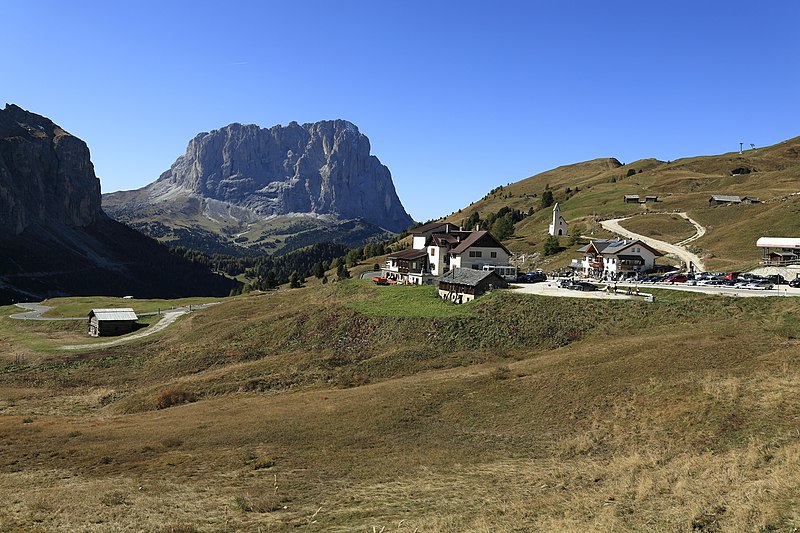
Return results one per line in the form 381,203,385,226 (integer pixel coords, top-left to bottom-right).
103,119,415,255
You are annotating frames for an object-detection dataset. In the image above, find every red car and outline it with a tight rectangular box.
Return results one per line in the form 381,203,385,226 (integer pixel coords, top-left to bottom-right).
664,274,689,283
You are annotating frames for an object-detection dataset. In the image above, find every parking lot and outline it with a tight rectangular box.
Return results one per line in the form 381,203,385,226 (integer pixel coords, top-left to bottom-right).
512,277,800,300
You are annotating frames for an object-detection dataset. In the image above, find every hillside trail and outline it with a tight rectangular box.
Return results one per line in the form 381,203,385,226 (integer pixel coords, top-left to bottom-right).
60,309,189,350
600,212,707,272
8,302,218,350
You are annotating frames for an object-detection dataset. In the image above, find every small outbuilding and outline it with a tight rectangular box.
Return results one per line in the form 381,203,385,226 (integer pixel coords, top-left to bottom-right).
623,195,641,204
742,196,761,204
709,195,741,206
438,268,508,304
644,195,658,203
88,308,139,337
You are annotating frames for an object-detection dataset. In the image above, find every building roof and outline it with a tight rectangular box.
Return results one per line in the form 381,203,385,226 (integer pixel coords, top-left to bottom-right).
89,308,138,321
710,195,741,203
449,230,511,255
388,248,429,260
410,221,458,235
577,239,663,257
429,233,462,247
756,237,800,249
438,268,508,287
623,194,641,199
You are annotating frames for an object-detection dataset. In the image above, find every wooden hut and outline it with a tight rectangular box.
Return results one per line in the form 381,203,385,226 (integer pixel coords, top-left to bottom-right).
438,268,508,304
88,308,139,337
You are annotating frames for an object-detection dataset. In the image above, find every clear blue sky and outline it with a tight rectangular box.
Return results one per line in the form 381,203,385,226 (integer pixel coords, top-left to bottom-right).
3,1,799,222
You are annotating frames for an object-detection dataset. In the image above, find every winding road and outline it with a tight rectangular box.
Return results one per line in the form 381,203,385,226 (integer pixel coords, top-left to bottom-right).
600,212,707,272
8,302,219,350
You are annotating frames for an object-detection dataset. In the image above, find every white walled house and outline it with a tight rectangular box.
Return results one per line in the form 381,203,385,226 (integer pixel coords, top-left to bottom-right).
577,239,662,279
410,221,460,250
449,231,511,271
548,203,569,236
384,226,512,284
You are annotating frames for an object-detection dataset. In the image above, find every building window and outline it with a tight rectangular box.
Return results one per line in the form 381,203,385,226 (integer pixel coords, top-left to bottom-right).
430,248,436,256
490,251,497,258
472,265,479,269
469,250,483,258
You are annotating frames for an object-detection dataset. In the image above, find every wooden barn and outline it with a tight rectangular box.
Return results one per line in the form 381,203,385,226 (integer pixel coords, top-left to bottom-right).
88,308,139,337
438,268,508,304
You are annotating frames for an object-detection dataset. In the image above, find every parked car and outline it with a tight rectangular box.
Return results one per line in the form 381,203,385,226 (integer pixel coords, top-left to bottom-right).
557,278,573,288
746,280,774,290
723,272,741,281
516,272,547,283
568,281,597,291
764,274,786,285
664,274,689,283
790,278,800,288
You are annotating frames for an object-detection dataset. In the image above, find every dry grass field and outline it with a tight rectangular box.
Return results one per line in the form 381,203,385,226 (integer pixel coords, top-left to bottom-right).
2,281,800,531
617,213,697,244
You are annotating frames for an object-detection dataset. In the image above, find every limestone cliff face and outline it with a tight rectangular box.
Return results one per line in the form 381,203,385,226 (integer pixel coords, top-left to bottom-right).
0,104,101,235
140,120,414,233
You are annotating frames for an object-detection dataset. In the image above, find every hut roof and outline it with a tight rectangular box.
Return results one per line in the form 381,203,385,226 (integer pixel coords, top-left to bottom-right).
89,308,138,321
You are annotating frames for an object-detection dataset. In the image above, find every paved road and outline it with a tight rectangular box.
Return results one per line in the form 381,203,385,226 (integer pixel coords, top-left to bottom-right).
600,212,707,272
513,279,800,300
9,303,85,321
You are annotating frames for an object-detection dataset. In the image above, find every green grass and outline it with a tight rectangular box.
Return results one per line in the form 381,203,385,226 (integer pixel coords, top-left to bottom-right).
349,282,474,317
39,295,224,318
0,305,173,355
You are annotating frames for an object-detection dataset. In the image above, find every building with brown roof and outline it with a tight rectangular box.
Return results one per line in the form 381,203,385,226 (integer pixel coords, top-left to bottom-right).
384,226,513,285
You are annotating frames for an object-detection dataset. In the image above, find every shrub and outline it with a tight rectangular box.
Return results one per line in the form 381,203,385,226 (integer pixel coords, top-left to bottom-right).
156,387,198,410
253,456,276,470
100,490,127,506
490,365,512,380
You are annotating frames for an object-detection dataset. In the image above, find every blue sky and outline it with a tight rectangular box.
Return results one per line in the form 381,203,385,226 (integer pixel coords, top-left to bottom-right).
3,1,799,222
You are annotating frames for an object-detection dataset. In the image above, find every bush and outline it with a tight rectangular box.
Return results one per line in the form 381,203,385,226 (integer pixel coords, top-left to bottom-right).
100,490,127,506
543,235,561,256
490,365,512,380
253,456,276,470
156,387,198,410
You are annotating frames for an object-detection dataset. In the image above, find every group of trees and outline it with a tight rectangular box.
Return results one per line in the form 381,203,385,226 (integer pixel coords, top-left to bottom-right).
461,205,526,241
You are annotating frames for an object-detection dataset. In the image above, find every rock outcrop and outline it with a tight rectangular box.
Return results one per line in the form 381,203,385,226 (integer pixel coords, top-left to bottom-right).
105,120,415,233
0,105,239,303
0,104,101,235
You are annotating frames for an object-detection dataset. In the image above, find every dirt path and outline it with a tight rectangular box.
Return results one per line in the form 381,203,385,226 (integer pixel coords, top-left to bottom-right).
60,309,190,350
600,213,706,272
9,302,218,350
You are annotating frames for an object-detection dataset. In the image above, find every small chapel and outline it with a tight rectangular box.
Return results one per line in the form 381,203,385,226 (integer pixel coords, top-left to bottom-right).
548,202,569,236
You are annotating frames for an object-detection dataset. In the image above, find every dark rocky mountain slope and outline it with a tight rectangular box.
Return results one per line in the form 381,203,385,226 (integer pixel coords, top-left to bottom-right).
0,104,239,304
103,120,415,255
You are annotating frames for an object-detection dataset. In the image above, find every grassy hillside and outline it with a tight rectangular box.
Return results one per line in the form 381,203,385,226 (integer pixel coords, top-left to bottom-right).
441,137,800,271
2,281,800,531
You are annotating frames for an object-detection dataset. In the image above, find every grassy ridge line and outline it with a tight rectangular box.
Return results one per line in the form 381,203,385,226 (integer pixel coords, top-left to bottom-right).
440,137,800,271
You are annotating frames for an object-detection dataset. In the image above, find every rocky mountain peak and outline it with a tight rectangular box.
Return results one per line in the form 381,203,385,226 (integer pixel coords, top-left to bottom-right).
146,119,414,233
0,104,101,234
